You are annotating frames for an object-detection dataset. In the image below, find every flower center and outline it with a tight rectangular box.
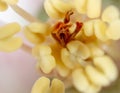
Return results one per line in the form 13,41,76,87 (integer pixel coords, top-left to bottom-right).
51,10,83,47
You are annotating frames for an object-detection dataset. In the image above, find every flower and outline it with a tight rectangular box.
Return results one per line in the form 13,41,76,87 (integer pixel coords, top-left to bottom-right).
0,0,120,93
0,0,18,11
28,0,119,93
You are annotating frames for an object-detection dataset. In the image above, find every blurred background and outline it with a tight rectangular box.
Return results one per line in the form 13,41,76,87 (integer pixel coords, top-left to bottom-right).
0,0,120,93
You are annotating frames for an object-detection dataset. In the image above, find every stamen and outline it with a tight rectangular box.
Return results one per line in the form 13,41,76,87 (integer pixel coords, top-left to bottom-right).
10,5,40,22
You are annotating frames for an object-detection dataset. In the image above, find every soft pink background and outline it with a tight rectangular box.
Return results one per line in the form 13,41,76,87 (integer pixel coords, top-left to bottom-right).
0,0,43,93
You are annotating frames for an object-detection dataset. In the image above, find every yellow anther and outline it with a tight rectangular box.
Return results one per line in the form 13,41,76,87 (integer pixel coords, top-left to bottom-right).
50,0,73,13
31,77,50,93
44,0,64,18
74,0,87,14
67,40,90,60
93,56,118,82
87,42,104,57
106,20,120,40
87,0,102,18
24,27,45,44
1,0,18,5
0,22,21,39
61,48,76,69
94,20,108,41
27,22,50,35
31,77,65,93
0,37,22,52
102,5,120,23
33,45,56,74
72,69,90,92
83,20,94,36
50,79,65,93
85,65,110,86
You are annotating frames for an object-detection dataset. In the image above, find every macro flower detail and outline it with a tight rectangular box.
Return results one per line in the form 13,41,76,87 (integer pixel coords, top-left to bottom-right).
32,45,56,74
31,76,65,93
0,0,120,93
0,22,22,52
0,0,18,11
24,22,50,44
24,0,120,92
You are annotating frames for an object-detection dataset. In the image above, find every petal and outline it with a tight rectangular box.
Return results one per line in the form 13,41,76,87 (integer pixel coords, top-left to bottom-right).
31,77,50,93
0,1,8,11
0,37,22,52
87,0,102,18
0,22,21,39
102,5,120,23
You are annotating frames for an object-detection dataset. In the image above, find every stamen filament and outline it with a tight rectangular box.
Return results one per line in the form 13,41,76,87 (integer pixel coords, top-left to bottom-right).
10,5,40,22
21,43,32,54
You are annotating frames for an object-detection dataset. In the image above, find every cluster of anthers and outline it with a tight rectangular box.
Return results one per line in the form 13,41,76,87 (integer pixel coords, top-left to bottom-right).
0,0,120,93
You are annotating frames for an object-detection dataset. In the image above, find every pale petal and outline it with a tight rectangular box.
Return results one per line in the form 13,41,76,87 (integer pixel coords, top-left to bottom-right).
0,22,20,39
